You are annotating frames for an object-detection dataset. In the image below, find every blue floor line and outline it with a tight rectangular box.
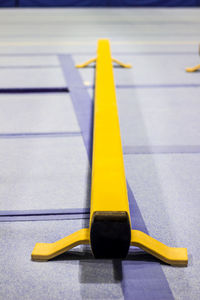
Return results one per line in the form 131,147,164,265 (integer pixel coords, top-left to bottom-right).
86,83,200,89
0,53,58,57
0,51,197,57
0,208,90,216
123,145,200,154
59,54,174,300
71,51,198,56
0,131,81,139
116,83,200,89
0,87,69,94
0,214,90,222
0,65,59,69
0,208,90,222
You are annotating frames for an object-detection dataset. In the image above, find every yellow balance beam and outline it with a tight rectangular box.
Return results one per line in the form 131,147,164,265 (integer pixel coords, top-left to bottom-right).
31,39,188,266
89,40,131,258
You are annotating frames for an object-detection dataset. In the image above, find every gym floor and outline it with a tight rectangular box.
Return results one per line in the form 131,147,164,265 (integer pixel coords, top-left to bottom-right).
0,8,200,300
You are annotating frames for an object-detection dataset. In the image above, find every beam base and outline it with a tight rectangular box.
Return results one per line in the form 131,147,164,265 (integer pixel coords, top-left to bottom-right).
31,229,188,266
131,230,188,267
31,228,90,261
186,64,200,72
76,58,131,69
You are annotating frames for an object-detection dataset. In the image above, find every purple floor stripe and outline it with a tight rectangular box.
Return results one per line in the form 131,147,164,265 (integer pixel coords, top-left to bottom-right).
0,65,59,69
0,51,197,57
59,55,94,164
10,32,196,37
123,145,200,154
0,131,81,139
59,54,174,300
0,214,89,222
0,208,90,216
72,51,197,56
0,208,90,222
0,53,57,57
0,87,69,94
87,83,200,89
116,84,200,89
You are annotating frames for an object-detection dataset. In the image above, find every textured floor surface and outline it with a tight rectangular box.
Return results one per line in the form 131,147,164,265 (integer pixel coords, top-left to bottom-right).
0,8,200,300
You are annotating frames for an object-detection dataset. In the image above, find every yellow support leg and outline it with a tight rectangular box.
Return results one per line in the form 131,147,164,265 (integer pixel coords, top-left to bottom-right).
185,43,200,72
31,228,90,261
31,39,188,267
186,64,200,72
112,58,132,68
76,57,132,68
131,230,188,267
76,57,96,68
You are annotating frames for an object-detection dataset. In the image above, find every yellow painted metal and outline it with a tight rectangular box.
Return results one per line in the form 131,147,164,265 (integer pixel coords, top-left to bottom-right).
76,57,131,69
31,39,188,266
186,64,200,72
31,228,90,261
112,58,131,68
131,230,188,267
76,57,96,68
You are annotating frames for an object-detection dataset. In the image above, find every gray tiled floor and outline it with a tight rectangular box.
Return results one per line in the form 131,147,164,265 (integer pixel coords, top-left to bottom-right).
0,8,200,300
0,93,80,133
0,137,90,210
0,220,124,300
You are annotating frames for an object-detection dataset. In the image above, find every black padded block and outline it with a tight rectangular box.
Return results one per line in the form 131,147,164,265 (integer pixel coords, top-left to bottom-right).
90,211,131,259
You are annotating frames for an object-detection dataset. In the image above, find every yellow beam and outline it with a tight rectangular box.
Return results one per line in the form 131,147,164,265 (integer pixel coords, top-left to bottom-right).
89,40,131,258
90,40,130,217
31,39,188,266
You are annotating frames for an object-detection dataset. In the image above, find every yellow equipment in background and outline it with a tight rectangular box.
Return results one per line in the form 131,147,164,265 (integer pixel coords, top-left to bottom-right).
186,44,200,72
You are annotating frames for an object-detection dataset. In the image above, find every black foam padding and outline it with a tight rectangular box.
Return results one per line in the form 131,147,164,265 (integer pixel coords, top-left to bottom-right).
90,211,131,259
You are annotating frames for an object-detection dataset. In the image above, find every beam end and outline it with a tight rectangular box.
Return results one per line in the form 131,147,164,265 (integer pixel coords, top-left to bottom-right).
90,211,131,259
